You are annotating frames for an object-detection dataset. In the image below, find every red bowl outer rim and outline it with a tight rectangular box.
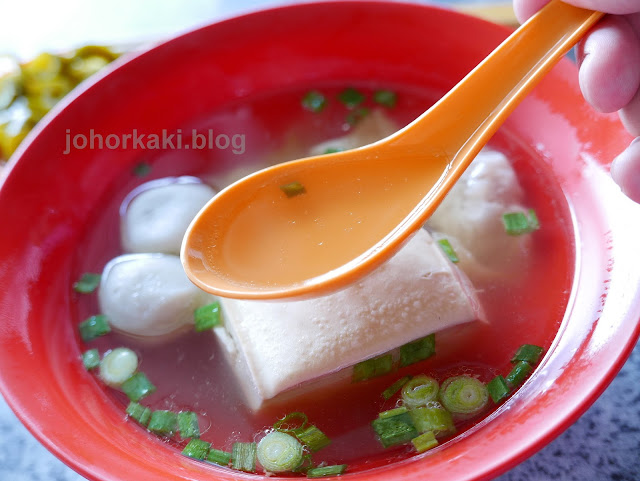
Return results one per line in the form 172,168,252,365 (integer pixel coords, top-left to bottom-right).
0,2,639,481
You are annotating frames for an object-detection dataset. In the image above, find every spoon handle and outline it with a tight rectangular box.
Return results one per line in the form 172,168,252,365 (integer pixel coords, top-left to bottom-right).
391,0,603,173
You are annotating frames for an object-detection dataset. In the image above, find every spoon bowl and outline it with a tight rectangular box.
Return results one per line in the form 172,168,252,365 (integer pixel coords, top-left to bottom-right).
182,0,603,299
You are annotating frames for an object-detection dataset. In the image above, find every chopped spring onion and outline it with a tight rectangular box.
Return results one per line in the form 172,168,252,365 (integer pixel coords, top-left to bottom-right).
121,371,156,402
182,438,211,460
257,431,304,473
409,405,455,437
323,147,342,154
487,375,510,403
79,314,111,342
382,376,411,400
207,448,232,466
345,107,369,126
502,209,540,235
194,302,221,332
178,411,200,439
401,375,439,408
82,349,100,370
353,353,393,382
338,87,365,108
148,410,178,436
297,425,331,452
274,412,308,435
99,347,138,387
231,442,257,472
379,407,408,419
73,273,101,293
506,361,533,389
511,344,544,364
302,90,327,113
126,402,151,426
280,181,306,198
411,431,439,453
133,161,152,177
373,90,397,108
437,238,459,263
307,465,347,478
439,376,489,417
371,411,418,448
399,334,436,367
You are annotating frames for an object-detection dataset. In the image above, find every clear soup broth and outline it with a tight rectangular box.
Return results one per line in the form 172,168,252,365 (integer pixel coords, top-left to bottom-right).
71,84,574,474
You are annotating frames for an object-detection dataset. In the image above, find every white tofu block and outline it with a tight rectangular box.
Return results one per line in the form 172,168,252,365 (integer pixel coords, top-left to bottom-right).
216,229,484,410
121,177,215,255
99,254,212,338
428,149,531,275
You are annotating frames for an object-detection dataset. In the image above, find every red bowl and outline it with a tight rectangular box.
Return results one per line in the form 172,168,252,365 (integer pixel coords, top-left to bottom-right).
1,2,639,480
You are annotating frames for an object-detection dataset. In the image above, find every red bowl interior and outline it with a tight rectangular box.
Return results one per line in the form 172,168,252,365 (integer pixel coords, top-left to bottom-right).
1,2,639,481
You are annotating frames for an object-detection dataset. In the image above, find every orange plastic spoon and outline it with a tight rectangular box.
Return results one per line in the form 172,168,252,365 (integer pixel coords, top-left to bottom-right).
182,0,603,300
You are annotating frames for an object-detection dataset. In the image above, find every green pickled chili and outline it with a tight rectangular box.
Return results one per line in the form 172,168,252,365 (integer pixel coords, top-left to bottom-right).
439,376,489,416
401,375,439,408
257,431,304,473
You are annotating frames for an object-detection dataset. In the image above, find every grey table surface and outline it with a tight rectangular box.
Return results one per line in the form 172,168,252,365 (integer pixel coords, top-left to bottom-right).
1,0,639,480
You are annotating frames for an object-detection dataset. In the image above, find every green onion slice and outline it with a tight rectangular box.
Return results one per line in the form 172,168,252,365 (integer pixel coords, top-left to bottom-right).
73,273,101,293
506,361,533,389
274,412,308,435
194,302,221,332
402,375,439,408
79,314,111,342
412,431,439,453
439,376,489,417
148,410,178,436
133,161,152,177
302,90,327,113
82,349,100,370
307,465,347,478
437,238,459,263
121,372,156,402
373,90,397,108
178,411,200,439
126,402,152,426
371,411,418,448
502,209,540,235
379,407,408,419
99,347,138,387
182,438,211,460
296,425,331,452
382,376,411,400
399,334,435,367
280,181,306,198
338,87,365,108
487,375,510,403
207,448,232,466
231,442,257,472
257,431,304,473
511,344,544,364
353,353,393,382
409,405,455,437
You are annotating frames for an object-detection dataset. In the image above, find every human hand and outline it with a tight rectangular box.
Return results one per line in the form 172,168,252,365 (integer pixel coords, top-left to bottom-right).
514,0,640,202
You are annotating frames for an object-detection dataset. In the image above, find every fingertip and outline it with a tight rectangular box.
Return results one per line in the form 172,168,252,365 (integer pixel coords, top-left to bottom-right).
611,138,640,203
513,0,551,24
619,88,640,137
578,17,640,113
